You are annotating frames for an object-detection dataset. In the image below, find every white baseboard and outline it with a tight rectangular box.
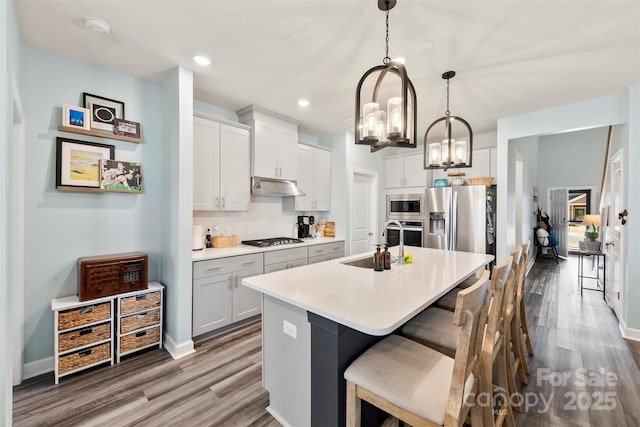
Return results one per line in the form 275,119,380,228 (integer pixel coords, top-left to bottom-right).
619,318,640,341
163,332,195,360
23,356,53,380
266,406,293,427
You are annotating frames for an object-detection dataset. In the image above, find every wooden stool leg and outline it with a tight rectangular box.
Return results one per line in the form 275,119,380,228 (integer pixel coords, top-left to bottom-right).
346,381,361,427
510,317,529,384
504,326,523,413
495,343,516,427
520,297,534,358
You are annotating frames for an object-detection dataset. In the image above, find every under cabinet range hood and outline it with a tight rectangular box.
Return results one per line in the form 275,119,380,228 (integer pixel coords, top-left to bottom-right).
251,177,305,197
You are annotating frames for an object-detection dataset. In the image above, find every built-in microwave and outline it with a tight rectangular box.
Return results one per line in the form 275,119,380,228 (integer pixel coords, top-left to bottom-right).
386,193,425,220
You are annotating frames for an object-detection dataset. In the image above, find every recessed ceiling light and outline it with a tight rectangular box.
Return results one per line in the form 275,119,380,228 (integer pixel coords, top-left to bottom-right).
416,40,435,52
193,55,211,66
84,16,110,35
298,99,310,108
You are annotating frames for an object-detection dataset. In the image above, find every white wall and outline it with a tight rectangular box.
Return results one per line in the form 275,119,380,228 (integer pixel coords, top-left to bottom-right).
496,89,638,337
512,136,539,254
1,0,17,421
161,67,195,358
21,46,165,371
623,85,640,333
537,127,608,215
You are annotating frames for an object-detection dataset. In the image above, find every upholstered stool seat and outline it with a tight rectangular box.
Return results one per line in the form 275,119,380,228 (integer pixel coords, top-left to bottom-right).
344,334,474,425
401,307,458,357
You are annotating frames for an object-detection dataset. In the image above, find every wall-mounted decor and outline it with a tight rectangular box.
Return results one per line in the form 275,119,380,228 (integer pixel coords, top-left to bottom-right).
83,92,125,133
113,118,140,138
56,137,115,189
62,104,91,130
100,159,143,193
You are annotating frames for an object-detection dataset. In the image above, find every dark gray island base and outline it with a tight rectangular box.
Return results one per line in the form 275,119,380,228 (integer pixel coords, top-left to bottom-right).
308,312,387,427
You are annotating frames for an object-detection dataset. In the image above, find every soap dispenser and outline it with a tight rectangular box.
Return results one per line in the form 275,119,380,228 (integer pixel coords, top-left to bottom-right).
373,245,384,271
383,244,391,270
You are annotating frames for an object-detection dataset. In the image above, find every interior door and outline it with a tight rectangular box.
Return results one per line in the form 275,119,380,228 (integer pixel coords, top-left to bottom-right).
549,188,569,257
608,150,624,315
350,171,377,255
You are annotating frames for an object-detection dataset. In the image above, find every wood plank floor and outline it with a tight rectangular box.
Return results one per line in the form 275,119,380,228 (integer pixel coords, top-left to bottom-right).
13,255,640,426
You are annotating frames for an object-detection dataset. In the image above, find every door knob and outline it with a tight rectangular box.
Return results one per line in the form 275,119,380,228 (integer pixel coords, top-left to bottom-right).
605,241,614,247
368,232,374,236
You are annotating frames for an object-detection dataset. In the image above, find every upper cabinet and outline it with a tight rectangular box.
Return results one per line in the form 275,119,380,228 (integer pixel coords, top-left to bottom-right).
384,153,427,189
430,147,498,186
294,144,331,211
237,105,299,181
193,115,251,211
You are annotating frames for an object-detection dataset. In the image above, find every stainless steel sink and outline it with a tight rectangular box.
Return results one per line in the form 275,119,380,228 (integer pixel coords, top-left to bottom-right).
340,256,375,269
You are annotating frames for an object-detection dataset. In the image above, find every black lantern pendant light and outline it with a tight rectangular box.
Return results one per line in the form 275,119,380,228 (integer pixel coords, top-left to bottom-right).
355,0,417,152
424,71,473,171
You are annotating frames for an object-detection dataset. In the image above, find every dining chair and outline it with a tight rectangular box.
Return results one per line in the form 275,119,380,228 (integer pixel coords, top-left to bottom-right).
344,271,491,427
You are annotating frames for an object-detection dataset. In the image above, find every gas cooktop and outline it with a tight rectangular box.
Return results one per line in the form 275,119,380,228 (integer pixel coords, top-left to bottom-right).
241,237,304,247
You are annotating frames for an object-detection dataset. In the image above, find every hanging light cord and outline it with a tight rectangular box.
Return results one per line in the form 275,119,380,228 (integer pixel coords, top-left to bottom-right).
383,1,391,64
445,77,451,117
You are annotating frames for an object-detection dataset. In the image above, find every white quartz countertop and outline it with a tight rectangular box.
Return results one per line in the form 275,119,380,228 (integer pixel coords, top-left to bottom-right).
242,246,494,336
192,237,345,261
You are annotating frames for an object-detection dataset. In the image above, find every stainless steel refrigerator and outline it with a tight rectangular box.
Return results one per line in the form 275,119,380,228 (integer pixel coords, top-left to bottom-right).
424,185,496,256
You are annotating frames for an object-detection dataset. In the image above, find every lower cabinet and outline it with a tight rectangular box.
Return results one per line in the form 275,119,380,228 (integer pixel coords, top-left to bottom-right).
51,282,164,384
308,242,345,264
192,253,264,337
192,241,345,337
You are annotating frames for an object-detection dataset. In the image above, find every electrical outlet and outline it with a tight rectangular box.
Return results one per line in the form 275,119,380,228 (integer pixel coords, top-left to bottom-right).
283,320,297,339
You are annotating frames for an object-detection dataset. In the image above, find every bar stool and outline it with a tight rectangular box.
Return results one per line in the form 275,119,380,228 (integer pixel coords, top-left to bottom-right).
515,241,534,361
401,259,514,427
344,272,491,427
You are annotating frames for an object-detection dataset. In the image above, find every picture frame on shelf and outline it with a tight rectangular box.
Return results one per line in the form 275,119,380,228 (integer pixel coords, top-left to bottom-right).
113,118,140,138
100,159,143,193
83,92,125,133
56,137,115,189
62,104,91,130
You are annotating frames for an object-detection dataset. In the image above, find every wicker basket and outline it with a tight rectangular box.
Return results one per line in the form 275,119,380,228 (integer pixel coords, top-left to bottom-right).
120,308,160,334
468,177,494,186
120,326,160,353
212,235,237,248
120,291,161,315
58,342,111,375
58,322,111,352
58,302,111,331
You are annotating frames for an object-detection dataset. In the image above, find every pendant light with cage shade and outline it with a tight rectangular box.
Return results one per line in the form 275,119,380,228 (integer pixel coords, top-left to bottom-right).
424,71,473,171
355,0,417,152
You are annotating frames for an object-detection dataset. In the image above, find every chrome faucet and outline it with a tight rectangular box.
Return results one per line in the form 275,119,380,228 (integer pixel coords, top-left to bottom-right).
381,219,404,265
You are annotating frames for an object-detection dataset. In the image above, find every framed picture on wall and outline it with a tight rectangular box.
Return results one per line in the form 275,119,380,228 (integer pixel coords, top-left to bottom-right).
83,92,125,133
62,104,91,130
56,137,115,189
100,159,143,193
113,118,140,138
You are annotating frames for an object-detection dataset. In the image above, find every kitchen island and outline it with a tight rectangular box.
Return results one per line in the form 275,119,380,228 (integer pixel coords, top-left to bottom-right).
242,246,494,427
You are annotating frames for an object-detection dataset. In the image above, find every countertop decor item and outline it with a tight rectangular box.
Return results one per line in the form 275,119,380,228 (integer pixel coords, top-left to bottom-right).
212,235,238,248
424,71,473,171
354,0,417,153
469,176,494,186
434,178,449,188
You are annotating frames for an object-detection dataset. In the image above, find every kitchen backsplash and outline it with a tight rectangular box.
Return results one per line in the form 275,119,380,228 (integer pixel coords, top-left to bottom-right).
194,196,312,241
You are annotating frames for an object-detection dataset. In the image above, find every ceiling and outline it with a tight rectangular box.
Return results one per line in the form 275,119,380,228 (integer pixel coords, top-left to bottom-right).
15,1,640,138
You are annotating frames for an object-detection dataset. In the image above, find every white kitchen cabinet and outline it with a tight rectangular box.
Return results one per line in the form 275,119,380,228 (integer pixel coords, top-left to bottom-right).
294,144,331,211
429,147,496,186
465,147,491,180
192,253,264,337
237,105,299,181
384,153,426,188
264,247,309,273
308,242,345,264
193,115,251,211
490,147,498,185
